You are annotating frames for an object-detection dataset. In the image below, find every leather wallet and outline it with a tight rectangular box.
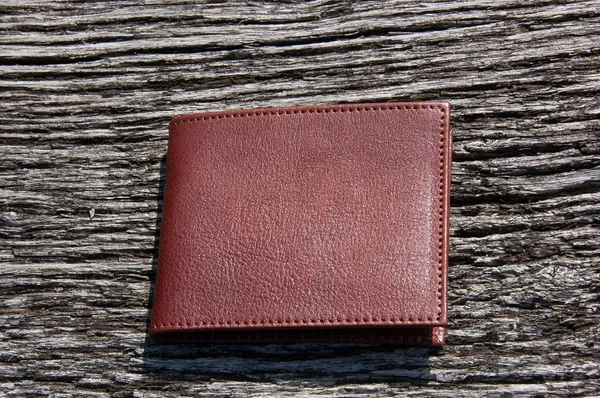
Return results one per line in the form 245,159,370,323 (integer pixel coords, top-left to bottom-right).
150,102,452,346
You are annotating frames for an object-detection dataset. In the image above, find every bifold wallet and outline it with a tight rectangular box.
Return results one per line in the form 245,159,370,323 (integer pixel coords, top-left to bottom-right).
150,102,452,346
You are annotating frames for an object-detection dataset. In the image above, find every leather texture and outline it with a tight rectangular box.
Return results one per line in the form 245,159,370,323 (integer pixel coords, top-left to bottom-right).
150,102,452,346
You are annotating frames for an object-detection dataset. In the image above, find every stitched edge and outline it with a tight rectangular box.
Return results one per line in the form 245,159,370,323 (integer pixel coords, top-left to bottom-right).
154,329,434,344
170,104,444,126
438,107,446,324
154,104,447,331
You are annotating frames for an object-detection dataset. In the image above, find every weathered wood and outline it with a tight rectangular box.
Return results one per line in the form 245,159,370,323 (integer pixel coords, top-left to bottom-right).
1,0,599,396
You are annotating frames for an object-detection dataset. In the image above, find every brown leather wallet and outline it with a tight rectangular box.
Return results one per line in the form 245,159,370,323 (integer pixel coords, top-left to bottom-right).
150,102,451,346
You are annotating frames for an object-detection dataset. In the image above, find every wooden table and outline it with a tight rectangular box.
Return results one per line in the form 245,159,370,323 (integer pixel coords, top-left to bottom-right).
1,1,599,396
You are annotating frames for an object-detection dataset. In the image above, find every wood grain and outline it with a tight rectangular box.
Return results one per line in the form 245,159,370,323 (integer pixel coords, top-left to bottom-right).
1,0,599,396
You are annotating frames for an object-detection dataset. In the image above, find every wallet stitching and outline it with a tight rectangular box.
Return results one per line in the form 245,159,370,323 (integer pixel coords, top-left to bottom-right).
154,104,447,331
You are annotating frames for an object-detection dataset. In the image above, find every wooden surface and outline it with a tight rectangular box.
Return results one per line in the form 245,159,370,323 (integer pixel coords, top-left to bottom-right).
1,1,599,396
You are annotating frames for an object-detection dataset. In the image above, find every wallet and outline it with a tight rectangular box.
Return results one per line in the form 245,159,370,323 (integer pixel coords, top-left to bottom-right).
150,102,452,346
